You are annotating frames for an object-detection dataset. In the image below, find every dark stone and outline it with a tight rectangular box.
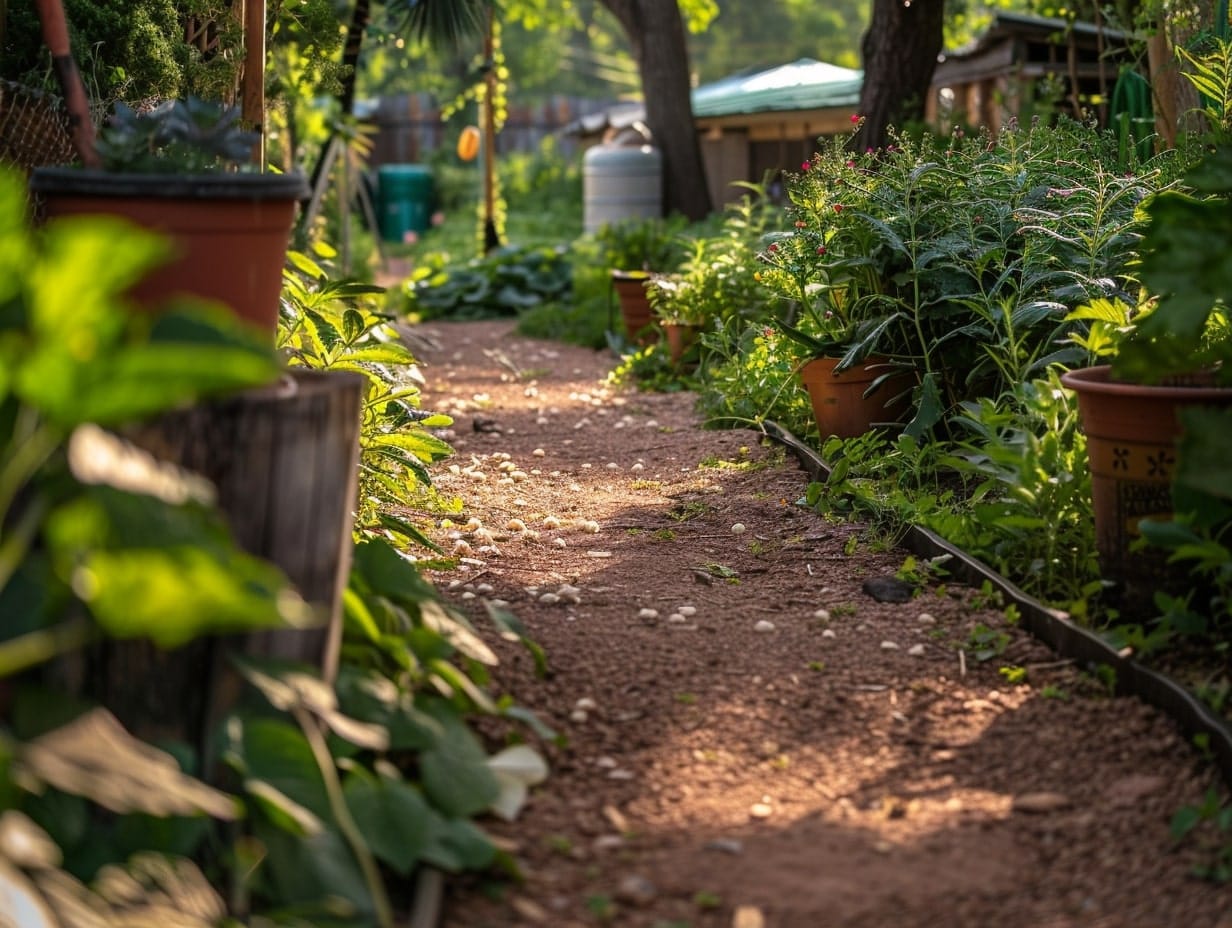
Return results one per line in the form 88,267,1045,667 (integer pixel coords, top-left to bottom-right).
862,576,915,603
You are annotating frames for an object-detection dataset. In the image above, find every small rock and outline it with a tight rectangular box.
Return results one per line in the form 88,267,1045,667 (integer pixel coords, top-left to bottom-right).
552,537,568,549
917,612,936,624
754,620,776,633
595,756,618,768
539,592,561,604
603,804,630,833
510,896,550,923
731,523,747,534
638,608,659,620
813,608,831,621
733,906,767,928
749,802,773,819
575,697,597,711
862,576,915,603
616,874,658,906
907,643,926,656
677,605,697,617
667,613,688,623
880,640,900,651
532,448,546,457
570,709,588,723
1105,774,1166,808
607,768,635,781
821,629,836,639
1012,792,1071,814
704,837,744,855
592,834,625,852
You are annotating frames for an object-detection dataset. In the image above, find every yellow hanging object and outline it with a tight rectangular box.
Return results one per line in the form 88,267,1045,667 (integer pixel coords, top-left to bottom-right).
457,126,481,162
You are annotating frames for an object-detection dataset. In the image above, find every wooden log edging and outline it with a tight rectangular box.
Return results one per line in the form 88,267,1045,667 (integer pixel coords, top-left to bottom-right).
761,419,1232,787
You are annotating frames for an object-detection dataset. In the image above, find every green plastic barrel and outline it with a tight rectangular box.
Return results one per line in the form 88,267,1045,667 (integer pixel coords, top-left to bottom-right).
378,164,435,242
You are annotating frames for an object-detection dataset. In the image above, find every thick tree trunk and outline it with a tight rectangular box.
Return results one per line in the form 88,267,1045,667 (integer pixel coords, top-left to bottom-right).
600,0,712,220
854,0,946,151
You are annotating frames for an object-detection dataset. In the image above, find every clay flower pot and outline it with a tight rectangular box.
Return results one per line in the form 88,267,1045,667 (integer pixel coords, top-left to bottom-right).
799,356,910,439
663,323,700,365
30,167,308,336
1061,364,1232,600
611,270,656,345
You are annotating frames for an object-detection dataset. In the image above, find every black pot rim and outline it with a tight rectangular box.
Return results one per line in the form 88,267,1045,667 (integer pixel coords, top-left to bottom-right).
29,166,309,201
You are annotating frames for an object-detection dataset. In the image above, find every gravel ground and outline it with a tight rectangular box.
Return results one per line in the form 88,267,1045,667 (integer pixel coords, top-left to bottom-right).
409,319,1232,928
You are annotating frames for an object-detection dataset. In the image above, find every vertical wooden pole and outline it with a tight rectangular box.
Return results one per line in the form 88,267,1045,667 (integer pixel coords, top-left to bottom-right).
481,7,500,253
241,0,267,167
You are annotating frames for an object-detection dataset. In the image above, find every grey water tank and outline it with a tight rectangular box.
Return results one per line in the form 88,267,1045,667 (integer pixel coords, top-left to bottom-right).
583,141,663,233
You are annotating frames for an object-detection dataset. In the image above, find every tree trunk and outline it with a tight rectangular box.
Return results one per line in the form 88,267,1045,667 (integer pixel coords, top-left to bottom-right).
599,0,712,220
853,0,946,151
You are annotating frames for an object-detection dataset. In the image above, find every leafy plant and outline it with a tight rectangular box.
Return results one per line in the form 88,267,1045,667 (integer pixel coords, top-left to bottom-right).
401,244,572,320
1171,787,1232,883
279,245,457,549
93,97,261,173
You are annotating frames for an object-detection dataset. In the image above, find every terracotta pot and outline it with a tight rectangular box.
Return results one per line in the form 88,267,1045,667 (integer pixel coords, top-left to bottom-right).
1061,364,1232,599
663,323,700,364
29,168,308,336
611,270,655,344
799,356,910,439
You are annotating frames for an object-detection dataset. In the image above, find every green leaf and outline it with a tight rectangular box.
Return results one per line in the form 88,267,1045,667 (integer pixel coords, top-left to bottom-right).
343,771,431,874
418,706,501,818
252,814,372,919
420,812,496,873
228,716,332,822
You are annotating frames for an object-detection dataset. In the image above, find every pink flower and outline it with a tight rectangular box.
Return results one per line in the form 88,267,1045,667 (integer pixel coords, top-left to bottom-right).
801,161,811,171
850,114,860,124
833,204,844,213
767,243,779,252
845,160,855,168
795,220,807,229
816,246,826,255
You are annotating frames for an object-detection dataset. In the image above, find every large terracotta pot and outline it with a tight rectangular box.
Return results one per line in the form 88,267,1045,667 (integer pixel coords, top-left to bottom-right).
799,356,910,439
29,168,308,336
663,322,700,364
1061,364,1232,600
611,270,655,344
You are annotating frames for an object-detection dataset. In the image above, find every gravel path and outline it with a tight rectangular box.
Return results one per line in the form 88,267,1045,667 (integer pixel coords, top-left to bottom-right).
411,320,1232,928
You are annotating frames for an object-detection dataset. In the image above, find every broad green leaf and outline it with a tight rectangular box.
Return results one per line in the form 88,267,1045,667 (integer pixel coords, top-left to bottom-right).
418,706,501,818
228,716,332,822
420,812,496,873
343,771,431,874
252,815,372,918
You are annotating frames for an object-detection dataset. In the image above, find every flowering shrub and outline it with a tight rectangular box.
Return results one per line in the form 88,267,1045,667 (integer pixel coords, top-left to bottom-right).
759,117,1182,437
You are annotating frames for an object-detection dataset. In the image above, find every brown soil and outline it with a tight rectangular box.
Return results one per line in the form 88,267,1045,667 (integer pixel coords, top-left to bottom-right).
411,320,1232,928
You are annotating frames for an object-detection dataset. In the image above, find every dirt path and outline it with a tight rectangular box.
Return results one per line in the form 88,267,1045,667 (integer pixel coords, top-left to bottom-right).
411,320,1232,928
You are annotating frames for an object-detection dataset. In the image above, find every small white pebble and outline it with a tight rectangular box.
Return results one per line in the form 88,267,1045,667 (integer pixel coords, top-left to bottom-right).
532,448,546,457
447,579,463,590
536,416,550,425
606,462,619,470
575,697,597,711
821,629,837,639
543,516,561,529
574,419,590,430
570,709,588,723
476,545,501,556
553,537,568,549
880,640,900,651
510,471,529,481
595,756,617,769
539,592,561,604
490,599,508,608
460,591,476,601
475,583,494,594
917,612,936,625
513,498,528,507
463,517,483,532
638,608,659,620
677,605,697,617
506,518,527,532
581,520,601,534
754,620,776,633
581,463,592,470
631,462,645,472
645,419,659,428
558,584,582,604
907,644,926,656
813,608,831,622
667,613,687,623
731,523,747,535
497,477,514,486
451,540,473,555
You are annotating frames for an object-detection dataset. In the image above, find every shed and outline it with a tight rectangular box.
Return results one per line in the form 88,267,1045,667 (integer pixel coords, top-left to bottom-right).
691,59,862,206
927,12,1138,132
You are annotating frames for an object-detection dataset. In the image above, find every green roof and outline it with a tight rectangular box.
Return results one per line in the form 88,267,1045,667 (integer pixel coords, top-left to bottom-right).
691,58,863,118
